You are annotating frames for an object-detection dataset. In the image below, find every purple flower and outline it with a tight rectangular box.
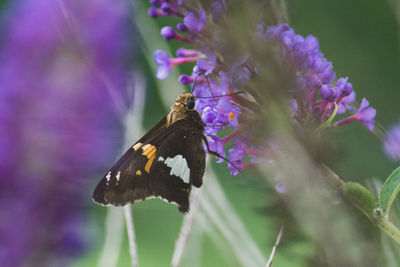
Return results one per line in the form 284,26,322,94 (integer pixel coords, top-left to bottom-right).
161,2,172,14
384,121,400,160
335,78,355,114
197,48,217,75
176,48,202,57
216,98,240,128
207,135,226,163
179,74,193,84
0,0,131,265
265,23,290,40
335,98,376,131
148,7,167,17
337,91,356,114
160,2,184,17
177,23,187,31
305,54,336,84
265,23,375,129
149,5,377,175
154,50,172,79
320,84,336,101
161,26,176,40
228,137,248,175
336,77,353,97
184,9,207,32
355,98,377,131
161,26,193,43
202,106,220,124
154,50,200,79
302,35,320,56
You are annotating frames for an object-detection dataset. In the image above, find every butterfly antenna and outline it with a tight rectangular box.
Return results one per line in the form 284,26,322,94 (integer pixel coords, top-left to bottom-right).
204,74,215,98
191,72,202,94
195,91,246,99
191,72,216,98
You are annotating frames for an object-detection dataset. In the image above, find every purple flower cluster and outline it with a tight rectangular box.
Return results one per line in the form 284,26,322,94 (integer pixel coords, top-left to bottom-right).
263,24,376,131
0,0,131,265
149,1,376,175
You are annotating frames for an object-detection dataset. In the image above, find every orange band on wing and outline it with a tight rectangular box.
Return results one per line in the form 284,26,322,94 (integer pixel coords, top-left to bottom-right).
142,144,156,158
144,154,155,173
142,144,157,173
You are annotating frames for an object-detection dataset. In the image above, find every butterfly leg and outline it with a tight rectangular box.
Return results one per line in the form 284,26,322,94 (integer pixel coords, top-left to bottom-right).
201,135,241,172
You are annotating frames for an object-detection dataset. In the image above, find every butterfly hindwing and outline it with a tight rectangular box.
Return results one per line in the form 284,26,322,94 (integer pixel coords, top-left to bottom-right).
146,118,206,212
92,116,206,213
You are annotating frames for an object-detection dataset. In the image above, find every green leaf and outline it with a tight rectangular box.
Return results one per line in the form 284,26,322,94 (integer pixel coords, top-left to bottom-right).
317,103,338,131
342,182,376,217
378,166,400,216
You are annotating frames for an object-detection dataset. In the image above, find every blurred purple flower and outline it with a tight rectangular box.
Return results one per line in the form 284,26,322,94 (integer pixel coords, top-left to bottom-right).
384,121,400,160
154,50,172,79
148,7,167,17
211,1,227,23
161,26,176,40
176,48,202,58
0,0,131,265
184,9,207,32
154,49,199,80
197,47,218,75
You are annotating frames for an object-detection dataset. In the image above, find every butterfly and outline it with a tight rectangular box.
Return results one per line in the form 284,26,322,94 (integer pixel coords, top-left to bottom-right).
93,93,213,213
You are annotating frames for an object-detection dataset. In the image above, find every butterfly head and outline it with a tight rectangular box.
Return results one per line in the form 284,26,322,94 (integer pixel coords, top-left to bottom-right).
175,93,195,110
168,93,197,124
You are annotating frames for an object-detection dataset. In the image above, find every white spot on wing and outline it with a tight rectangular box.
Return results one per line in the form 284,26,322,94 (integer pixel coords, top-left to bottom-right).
161,155,190,183
116,171,121,185
106,171,111,182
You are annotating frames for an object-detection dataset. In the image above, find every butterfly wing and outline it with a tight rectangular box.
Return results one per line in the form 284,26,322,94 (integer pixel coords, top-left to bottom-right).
92,117,205,213
92,116,168,206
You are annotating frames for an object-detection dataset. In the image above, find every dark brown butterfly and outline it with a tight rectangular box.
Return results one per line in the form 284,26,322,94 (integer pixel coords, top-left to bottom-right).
93,93,210,213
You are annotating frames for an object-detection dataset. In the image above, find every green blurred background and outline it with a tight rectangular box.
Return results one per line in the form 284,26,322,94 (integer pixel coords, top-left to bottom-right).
1,0,399,266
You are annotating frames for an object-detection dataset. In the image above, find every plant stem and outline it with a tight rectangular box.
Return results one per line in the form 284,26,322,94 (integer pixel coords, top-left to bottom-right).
323,164,400,246
97,207,124,267
373,215,400,245
171,189,200,267
124,205,139,267
266,225,285,267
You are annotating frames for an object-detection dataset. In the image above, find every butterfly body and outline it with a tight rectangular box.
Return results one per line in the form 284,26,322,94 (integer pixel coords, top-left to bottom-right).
93,93,206,213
